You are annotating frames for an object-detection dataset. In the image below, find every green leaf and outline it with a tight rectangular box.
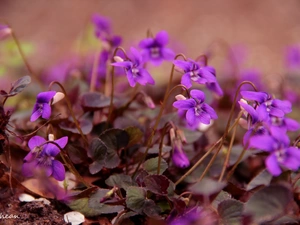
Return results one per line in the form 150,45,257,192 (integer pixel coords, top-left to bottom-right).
211,190,232,209
88,188,124,214
105,174,136,191
188,177,227,196
218,199,244,225
126,186,147,213
139,144,172,154
66,187,124,217
144,157,168,175
125,126,143,147
246,169,272,191
243,184,293,223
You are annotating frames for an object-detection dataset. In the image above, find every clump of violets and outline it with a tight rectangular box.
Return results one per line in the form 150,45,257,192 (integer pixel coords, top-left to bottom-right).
238,90,300,176
173,89,218,128
173,58,223,96
30,91,64,121
139,30,175,65
22,135,68,181
111,47,155,87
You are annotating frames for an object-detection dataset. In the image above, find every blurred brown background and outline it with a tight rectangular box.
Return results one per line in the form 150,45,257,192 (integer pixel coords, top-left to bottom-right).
1,0,300,77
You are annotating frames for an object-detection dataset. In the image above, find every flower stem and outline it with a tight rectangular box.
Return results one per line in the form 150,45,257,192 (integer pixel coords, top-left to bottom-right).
10,28,35,77
45,140,90,188
107,47,128,124
195,82,257,182
49,81,88,145
89,44,102,92
157,122,172,175
174,109,241,186
218,111,242,182
132,84,190,178
226,147,246,180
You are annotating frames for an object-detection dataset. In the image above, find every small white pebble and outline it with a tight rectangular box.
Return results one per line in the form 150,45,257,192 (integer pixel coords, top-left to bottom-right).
18,193,35,202
64,211,85,225
34,198,51,205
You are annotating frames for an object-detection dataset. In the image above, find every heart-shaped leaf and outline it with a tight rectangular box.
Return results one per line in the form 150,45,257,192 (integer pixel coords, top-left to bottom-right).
1,75,31,97
188,177,227,196
105,174,136,191
246,169,272,191
144,157,168,175
218,199,244,225
143,175,170,195
243,184,293,223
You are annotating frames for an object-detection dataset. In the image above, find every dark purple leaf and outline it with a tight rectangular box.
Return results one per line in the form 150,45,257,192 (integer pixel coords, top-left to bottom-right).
1,75,31,97
67,143,88,164
188,177,227,196
246,169,272,191
218,199,244,225
243,184,293,224
135,169,149,186
88,138,107,174
99,128,129,168
143,175,170,195
59,118,93,135
143,199,162,219
81,92,111,110
125,126,143,147
105,174,136,190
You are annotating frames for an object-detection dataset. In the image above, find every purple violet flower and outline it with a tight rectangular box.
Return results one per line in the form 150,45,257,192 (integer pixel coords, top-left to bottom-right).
173,90,218,126
241,91,292,118
111,47,155,87
22,135,68,181
285,45,300,70
91,14,111,39
139,30,175,65
168,207,203,225
30,91,56,122
249,133,300,176
173,59,223,96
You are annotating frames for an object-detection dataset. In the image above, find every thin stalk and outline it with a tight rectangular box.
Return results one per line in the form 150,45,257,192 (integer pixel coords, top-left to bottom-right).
132,84,190,178
157,123,171,175
107,47,128,124
218,111,242,182
10,29,35,77
90,45,102,92
197,141,223,182
163,54,187,105
44,140,90,188
226,147,246,180
59,152,90,188
195,82,257,182
174,110,241,186
49,81,88,145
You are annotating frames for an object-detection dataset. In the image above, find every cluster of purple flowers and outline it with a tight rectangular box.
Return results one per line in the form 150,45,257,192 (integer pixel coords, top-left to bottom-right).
239,90,300,176
25,91,67,181
173,59,223,96
22,135,68,181
111,30,174,87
